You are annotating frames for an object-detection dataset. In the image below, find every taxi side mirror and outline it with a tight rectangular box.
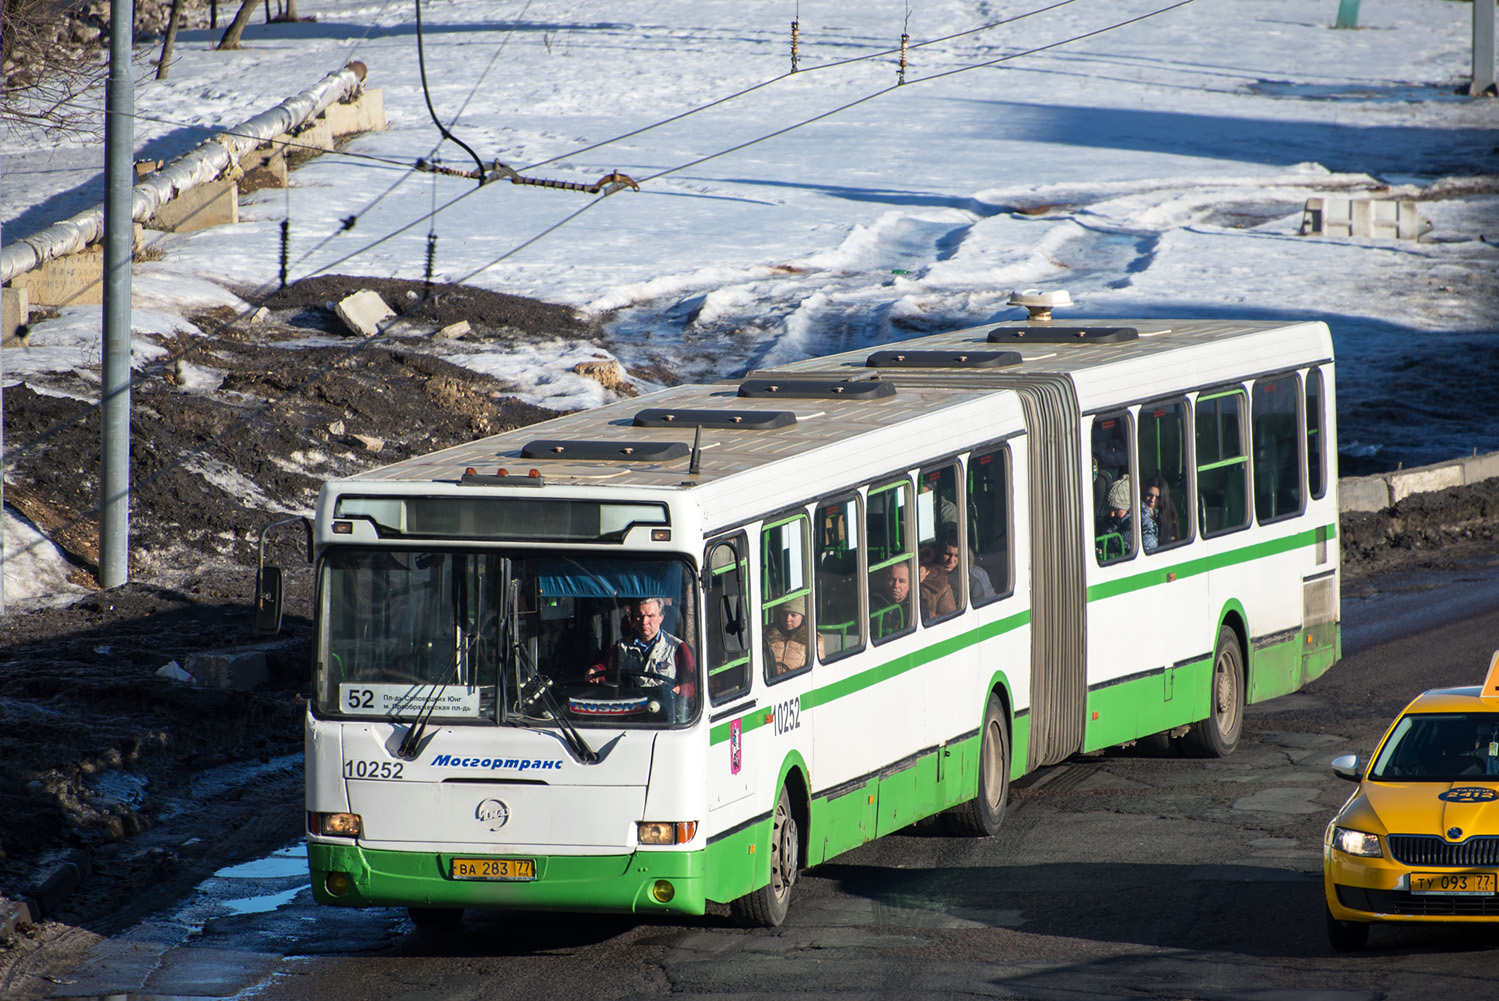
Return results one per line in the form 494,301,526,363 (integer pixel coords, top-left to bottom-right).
1331,753,1363,782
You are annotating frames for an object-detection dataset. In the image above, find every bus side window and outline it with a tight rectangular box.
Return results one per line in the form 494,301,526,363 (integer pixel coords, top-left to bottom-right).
1253,374,1303,524
867,480,915,644
704,536,751,703
815,496,864,663
1138,399,1190,553
916,464,963,623
1306,367,1327,500
967,446,1011,604
1092,411,1135,565
761,514,812,681
1197,389,1250,538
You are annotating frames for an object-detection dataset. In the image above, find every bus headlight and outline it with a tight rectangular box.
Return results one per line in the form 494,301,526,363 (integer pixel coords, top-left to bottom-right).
651,880,675,902
638,821,699,845
310,811,363,838
325,872,352,896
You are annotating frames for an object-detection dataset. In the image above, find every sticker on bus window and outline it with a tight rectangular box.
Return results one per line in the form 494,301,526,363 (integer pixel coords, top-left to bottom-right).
339,683,481,718
730,718,743,774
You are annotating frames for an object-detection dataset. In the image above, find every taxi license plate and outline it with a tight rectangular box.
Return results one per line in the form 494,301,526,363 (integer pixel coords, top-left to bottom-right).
1410,871,1496,895
451,858,536,881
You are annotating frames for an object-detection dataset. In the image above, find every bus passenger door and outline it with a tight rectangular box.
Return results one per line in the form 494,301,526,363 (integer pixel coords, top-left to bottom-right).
704,536,755,812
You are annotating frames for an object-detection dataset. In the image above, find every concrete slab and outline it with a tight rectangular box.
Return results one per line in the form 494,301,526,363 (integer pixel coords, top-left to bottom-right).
1338,476,1390,513
292,116,334,155
1391,463,1465,504
183,648,268,690
324,87,386,135
334,288,396,337
2,283,30,345
8,246,104,307
148,177,239,234
1301,197,1425,240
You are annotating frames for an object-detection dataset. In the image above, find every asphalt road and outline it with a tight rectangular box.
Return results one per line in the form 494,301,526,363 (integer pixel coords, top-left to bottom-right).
32,567,1499,1001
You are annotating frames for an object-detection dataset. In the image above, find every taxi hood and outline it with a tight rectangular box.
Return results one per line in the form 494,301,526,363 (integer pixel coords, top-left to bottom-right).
1357,780,1499,838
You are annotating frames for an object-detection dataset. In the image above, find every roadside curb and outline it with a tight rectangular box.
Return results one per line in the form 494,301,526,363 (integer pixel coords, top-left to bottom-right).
1340,450,1499,513
1,850,91,934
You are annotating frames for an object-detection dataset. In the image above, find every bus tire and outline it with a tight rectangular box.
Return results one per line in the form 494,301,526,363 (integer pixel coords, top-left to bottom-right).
1182,625,1244,758
408,906,464,928
730,786,799,927
947,693,1009,837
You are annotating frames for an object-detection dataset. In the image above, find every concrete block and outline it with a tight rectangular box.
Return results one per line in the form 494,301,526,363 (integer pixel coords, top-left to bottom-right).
1301,197,1425,240
2,284,29,346
323,88,386,136
1463,451,1499,486
435,320,471,339
240,147,288,190
1390,464,1465,505
9,247,104,307
183,647,268,690
147,177,239,234
1338,476,1390,513
335,288,396,337
292,116,334,154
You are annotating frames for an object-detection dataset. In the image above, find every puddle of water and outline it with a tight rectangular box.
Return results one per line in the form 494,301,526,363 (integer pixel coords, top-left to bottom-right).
213,843,306,880
221,885,307,916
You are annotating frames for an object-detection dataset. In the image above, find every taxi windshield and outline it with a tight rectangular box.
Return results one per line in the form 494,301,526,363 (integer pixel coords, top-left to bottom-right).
1369,711,1499,781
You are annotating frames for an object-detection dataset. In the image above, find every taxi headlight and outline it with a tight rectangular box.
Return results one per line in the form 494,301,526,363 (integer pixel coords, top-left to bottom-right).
1333,826,1383,858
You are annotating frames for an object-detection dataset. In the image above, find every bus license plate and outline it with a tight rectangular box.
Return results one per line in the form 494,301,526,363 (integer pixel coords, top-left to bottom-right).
1410,871,1496,895
452,858,536,881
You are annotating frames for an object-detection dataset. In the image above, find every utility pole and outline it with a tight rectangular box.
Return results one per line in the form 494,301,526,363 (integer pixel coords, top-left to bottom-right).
101,0,134,588
1471,0,1497,96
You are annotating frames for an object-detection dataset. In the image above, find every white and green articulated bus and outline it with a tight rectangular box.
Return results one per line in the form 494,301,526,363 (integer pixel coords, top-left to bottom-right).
257,310,1339,927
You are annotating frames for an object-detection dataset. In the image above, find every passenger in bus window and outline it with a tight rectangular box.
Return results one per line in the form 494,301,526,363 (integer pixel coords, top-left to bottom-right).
1144,476,1180,550
586,597,697,705
871,563,912,638
764,596,822,675
918,545,956,622
1099,476,1154,557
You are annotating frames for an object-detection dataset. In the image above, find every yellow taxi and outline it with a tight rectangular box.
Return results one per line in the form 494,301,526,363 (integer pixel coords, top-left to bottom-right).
1323,651,1499,951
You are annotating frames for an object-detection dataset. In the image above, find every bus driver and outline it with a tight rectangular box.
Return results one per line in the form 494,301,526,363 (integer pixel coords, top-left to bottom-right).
587,598,697,712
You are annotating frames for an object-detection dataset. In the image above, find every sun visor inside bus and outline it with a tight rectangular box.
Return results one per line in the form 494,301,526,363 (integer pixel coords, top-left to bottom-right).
633,408,797,429
865,349,1022,369
737,379,896,400
987,326,1139,344
538,558,689,600
521,439,691,461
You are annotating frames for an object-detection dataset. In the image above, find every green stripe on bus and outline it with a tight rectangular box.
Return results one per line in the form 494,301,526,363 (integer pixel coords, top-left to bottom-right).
709,609,1030,745
1087,522,1336,603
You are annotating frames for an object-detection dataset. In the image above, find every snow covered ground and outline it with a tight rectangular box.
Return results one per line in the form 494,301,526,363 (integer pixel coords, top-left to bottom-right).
3,0,1497,600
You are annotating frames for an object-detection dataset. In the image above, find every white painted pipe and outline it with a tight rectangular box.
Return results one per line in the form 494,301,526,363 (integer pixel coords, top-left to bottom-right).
1,61,367,286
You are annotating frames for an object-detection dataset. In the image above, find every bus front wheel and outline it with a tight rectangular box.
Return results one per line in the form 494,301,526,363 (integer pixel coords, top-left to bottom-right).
730,786,799,927
947,693,1009,837
1182,625,1244,758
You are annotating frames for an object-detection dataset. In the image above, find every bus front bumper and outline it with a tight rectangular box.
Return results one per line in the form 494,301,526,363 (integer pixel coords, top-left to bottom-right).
309,841,707,915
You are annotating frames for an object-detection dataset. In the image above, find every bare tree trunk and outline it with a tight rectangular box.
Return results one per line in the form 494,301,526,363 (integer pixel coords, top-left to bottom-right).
156,0,185,79
283,0,298,20
217,0,257,48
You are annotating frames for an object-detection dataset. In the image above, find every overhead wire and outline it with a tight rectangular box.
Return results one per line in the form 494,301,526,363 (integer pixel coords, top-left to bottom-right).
4,0,1198,569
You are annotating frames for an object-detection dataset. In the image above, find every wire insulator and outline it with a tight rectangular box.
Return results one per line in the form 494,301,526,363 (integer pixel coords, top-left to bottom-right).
899,33,908,85
791,20,799,73
279,219,290,289
424,232,437,294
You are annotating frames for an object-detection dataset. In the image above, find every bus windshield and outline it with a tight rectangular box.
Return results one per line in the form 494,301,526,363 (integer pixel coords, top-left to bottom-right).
316,549,701,728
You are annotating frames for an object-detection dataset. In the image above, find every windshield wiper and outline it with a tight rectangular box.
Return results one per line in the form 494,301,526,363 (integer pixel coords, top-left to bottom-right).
505,577,597,763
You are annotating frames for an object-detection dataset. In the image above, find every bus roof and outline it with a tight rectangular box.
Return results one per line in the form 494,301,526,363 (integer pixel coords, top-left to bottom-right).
758,317,1333,413
328,378,1027,528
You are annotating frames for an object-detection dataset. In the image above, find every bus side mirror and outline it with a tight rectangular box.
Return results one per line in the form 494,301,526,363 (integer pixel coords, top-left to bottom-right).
255,566,284,634
253,516,312,635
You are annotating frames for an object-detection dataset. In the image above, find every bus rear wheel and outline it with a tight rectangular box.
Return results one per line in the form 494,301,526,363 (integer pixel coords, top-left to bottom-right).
1182,625,1244,758
730,786,799,927
947,693,1009,837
